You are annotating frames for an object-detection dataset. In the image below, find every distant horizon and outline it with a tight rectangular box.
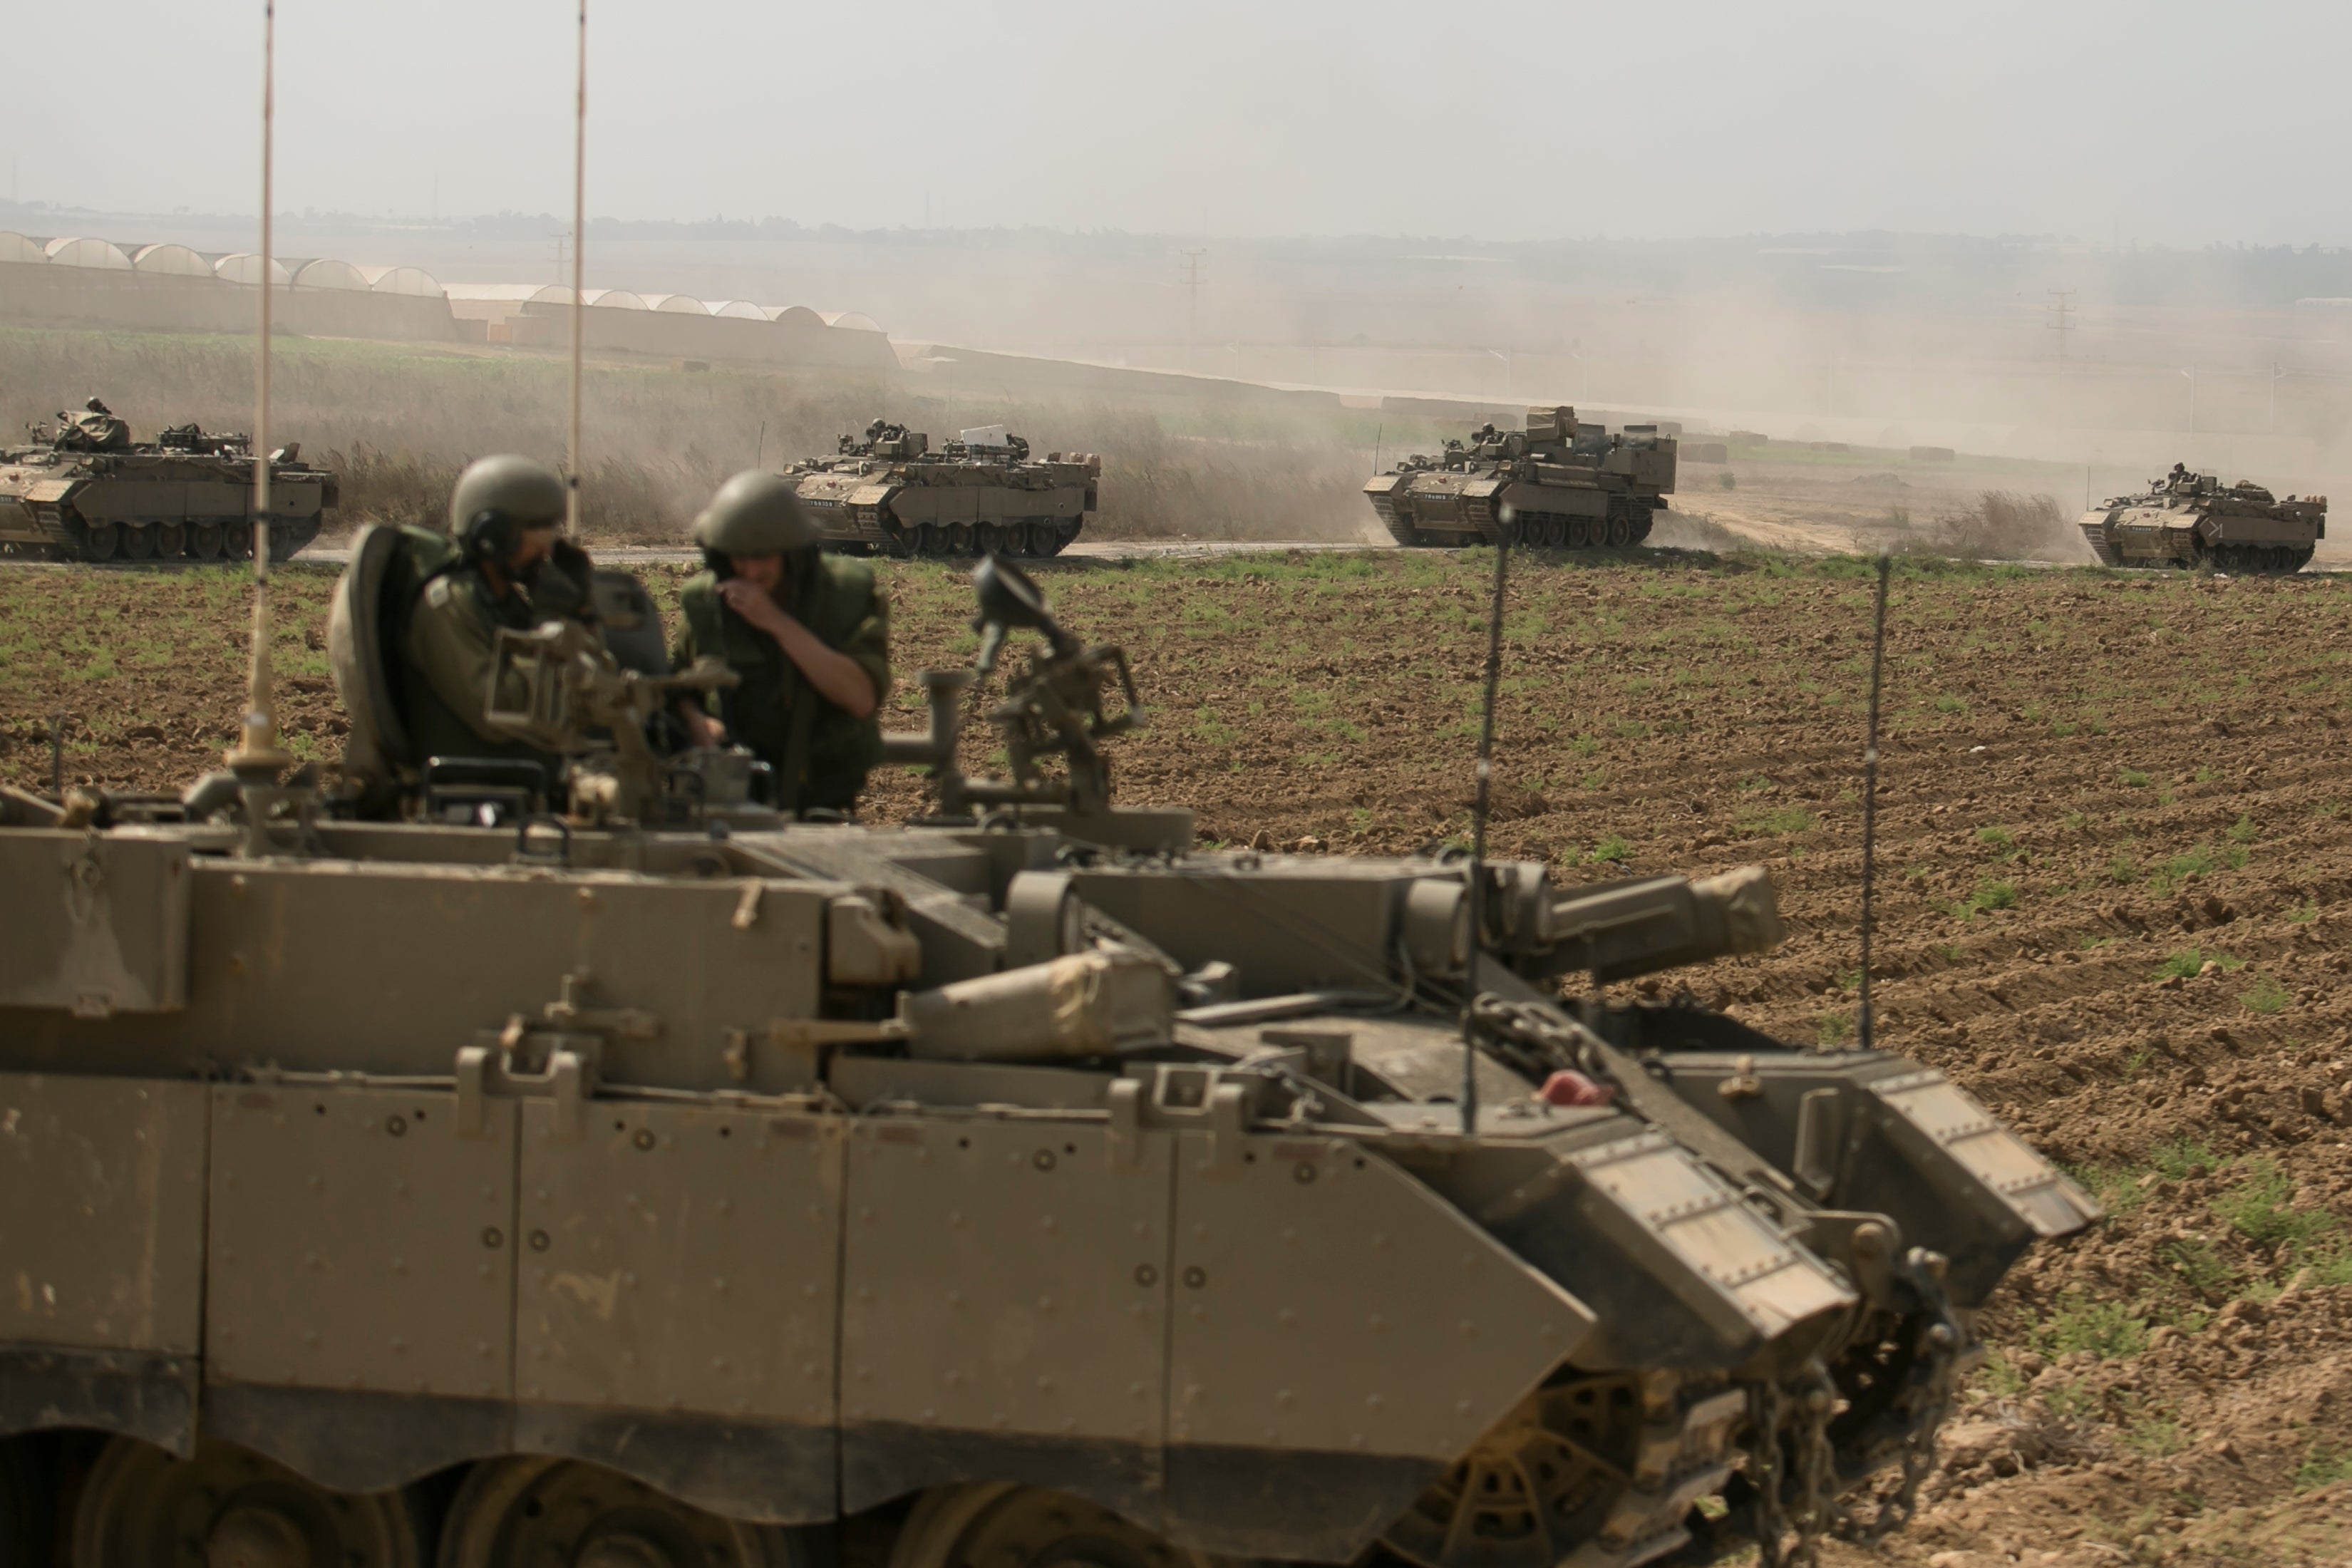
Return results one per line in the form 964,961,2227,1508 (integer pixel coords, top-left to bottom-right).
5,198,2346,259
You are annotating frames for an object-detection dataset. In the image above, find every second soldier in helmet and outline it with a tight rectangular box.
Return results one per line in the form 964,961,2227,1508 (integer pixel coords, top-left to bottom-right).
671,470,891,815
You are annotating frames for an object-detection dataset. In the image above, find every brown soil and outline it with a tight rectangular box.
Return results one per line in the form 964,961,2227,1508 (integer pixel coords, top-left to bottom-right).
5,549,2351,1564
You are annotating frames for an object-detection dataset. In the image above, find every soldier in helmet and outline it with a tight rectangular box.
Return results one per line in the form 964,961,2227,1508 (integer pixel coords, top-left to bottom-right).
670,470,890,814
401,454,595,773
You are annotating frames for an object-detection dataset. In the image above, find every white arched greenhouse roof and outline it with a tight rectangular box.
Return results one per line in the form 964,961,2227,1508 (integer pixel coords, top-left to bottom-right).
0,232,47,265
581,288,647,310
641,293,708,314
133,243,212,277
361,264,443,297
45,237,132,269
292,258,370,291
214,253,293,287
445,283,576,306
705,299,765,319
764,304,825,327
820,309,882,332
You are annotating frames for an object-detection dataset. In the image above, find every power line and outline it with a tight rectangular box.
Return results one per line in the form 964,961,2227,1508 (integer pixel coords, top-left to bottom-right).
2046,289,2076,361
1178,248,1207,373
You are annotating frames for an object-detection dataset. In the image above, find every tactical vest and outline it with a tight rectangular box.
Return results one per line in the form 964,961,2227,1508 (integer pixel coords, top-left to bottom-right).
678,555,882,813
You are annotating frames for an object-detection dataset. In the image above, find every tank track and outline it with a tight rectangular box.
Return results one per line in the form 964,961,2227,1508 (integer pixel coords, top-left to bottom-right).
1368,488,1420,547
2077,521,2123,566
60,512,321,566
838,515,1081,562
2203,542,2314,575
1381,495,1659,552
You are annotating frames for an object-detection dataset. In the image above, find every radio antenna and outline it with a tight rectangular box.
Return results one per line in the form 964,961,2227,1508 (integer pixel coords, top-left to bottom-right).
224,0,294,810
1857,553,1892,1050
564,0,588,533
1460,511,1515,1132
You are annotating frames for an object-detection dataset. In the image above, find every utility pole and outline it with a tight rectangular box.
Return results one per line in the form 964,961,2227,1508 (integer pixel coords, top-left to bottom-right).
2271,362,2291,433
2046,289,2076,360
2180,363,2197,434
551,232,570,285
1178,248,1207,373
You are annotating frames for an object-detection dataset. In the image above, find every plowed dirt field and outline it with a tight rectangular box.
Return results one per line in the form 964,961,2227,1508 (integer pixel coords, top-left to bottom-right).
5,547,2350,1565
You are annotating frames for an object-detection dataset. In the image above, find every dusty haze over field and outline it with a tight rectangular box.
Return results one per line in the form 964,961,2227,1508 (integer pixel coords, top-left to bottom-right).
3,0,2348,244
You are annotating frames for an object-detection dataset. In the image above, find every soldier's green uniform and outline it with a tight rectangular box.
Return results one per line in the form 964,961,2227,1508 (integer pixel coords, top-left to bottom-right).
398,455,579,776
403,567,557,768
672,472,892,813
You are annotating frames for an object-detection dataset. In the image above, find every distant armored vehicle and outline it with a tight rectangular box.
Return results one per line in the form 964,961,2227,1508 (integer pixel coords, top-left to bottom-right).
0,552,2093,1567
788,418,1098,558
2078,463,2324,573
1367,404,1677,548
0,398,336,563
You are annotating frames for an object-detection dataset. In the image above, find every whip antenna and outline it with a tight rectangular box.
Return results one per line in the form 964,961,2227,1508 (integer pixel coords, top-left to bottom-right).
225,0,293,808
1857,554,1892,1050
1460,511,1515,1132
566,0,587,532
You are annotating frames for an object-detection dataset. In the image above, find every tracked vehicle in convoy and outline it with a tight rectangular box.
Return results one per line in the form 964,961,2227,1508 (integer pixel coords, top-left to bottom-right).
788,418,1098,558
0,398,336,563
0,550,2092,1566
1367,404,1678,548
2078,463,2325,573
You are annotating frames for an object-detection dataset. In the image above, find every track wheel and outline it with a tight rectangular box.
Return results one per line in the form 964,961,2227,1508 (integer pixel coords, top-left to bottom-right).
944,523,973,556
889,1485,1223,1568
122,527,158,562
191,522,226,562
1566,516,1592,550
225,522,254,560
155,522,188,559
70,1436,428,1568
438,1458,808,1568
81,522,121,562
1379,1379,1644,1568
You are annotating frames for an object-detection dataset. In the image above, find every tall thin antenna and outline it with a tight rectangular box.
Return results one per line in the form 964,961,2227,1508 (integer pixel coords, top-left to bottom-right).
1460,510,1515,1131
1857,554,1892,1051
225,0,292,801
567,0,587,535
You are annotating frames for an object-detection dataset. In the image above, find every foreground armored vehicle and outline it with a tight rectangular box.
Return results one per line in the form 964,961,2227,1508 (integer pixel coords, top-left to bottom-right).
2078,463,2325,573
0,552,2092,1567
1367,404,1677,548
788,418,1098,558
0,399,337,563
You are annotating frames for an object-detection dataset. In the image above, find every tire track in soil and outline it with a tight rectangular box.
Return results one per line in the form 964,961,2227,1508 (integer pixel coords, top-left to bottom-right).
6,552,2352,1564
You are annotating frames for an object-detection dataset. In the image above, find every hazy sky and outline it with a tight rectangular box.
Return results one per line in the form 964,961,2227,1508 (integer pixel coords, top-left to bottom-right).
6,0,2346,246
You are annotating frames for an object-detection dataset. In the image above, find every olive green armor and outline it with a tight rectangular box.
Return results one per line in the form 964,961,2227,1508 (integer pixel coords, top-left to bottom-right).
673,556,891,813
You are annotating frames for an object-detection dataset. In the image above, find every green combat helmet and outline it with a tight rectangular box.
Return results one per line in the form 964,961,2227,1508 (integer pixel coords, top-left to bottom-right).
694,468,820,556
447,453,567,556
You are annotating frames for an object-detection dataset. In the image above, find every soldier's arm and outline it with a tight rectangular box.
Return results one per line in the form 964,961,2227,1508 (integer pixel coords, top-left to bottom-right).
842,585,892,712
666,615,726,743
406,584,532,746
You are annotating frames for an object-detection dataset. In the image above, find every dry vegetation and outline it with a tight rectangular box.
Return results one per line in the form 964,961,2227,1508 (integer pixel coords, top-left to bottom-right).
0,325,1386,543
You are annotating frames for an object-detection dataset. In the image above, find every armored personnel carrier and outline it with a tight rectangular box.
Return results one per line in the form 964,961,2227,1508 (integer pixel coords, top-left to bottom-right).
0,398,337,564
2078,463,2325,573
788,418,1098,559
0,552,2091,1567
1367,405,1678,549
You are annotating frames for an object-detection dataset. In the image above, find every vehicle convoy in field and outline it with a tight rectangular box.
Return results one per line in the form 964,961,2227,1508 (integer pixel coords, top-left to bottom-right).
1366,404,1678,549
0,398,337,564
786,418,1098,558
2078,462,2326,573
0,551,2093,1567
